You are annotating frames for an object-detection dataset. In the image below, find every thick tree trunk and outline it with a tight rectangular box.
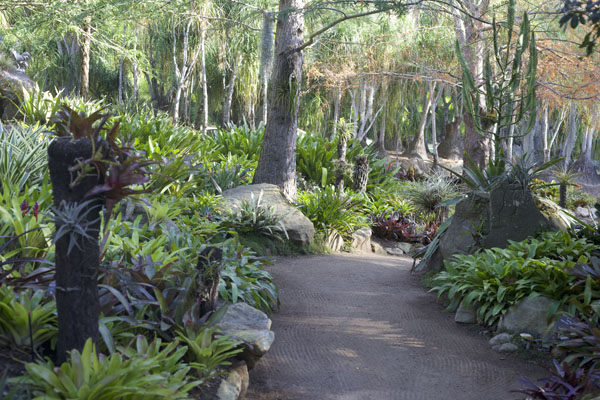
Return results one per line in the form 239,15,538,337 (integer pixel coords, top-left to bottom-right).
252,0,305,200
48,138,102,363
562,102,578,168
438,116,463,160
404,89,433,159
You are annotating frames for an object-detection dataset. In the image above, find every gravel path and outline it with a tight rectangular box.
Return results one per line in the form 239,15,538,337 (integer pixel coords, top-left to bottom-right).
246,253,544,400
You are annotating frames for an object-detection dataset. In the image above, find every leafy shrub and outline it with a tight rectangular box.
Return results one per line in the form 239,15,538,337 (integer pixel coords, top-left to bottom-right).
296,133,336,187
194,156,254,194
0,125,49,192
221,191,288,242
430,232,596,325
0,287,56,351
513,360,600,399
178,325,243,379
404,172,457,223
19,336,198,399
219,244,278,314
296,187,367,239
212,124,264,160
371,212,417,242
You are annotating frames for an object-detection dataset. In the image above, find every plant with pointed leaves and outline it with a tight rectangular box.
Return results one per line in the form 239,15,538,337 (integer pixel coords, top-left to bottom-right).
457,0,538,160
47,199,101,255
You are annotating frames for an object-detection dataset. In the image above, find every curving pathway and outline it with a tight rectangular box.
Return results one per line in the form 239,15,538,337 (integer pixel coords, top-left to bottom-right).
246,253,545,400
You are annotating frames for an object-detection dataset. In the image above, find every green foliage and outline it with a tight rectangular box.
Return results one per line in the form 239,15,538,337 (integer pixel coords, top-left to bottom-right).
296,187,367,239
194,155,254,195
221,191,288,242
296,133,336,187
430,232,596,325
0,125,49,192
212,124,265,161
16,86,64,126
219,244,279,314
19,337,198,399
404,172,457,223
0,287,56,350
178,325,243,379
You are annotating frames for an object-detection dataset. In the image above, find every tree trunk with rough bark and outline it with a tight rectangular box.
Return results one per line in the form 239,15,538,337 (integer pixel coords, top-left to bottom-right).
438,116,463,160
48,138,103,363
404,89,433,158
252,0,304,200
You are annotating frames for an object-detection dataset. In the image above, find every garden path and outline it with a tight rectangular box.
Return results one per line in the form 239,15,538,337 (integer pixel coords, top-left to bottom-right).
246,253,545,400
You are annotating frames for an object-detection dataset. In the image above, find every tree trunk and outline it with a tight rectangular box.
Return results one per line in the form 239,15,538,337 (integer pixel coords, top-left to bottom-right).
331,87,342,138
430,83,444,165
573,108,600,184
562,102,578,168
118,25,127,105
48,138,102,363
132,25,139,102
222,56,237,127
404,88,433,158
252,0,305,200
80,15,92,99
200,26,208,133
438,115,463,160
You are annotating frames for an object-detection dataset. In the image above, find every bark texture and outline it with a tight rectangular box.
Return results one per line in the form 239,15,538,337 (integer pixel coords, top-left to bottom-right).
252,0,305,200
48,137,103,363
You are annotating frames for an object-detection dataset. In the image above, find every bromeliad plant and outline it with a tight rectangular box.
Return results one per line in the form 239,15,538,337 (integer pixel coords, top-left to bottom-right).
0,287,56,351
19,336,198,399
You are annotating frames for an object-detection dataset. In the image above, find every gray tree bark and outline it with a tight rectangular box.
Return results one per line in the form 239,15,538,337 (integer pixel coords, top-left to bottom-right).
252,0,305,200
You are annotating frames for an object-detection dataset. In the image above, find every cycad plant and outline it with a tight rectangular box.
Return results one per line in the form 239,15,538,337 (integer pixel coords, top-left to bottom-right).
553,164,582,208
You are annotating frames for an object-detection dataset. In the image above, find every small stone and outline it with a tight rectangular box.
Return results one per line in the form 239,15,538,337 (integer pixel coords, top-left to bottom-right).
395,242,413,254
385,247,404,256
489,333,512,346
371,242,388,255
351,227,372,253
455,300,478,324
497,343,519,352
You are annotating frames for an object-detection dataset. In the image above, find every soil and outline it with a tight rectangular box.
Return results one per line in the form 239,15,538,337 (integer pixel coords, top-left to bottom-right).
246,253,546,400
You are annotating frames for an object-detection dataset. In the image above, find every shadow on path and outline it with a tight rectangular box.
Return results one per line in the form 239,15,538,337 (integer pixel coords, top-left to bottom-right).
247,254,544,400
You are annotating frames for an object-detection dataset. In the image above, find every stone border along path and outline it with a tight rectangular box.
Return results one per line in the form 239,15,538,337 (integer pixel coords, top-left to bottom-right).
246,253,545,400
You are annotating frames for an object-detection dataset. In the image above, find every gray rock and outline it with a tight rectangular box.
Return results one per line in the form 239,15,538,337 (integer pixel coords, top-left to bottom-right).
395,242,413,254
455,300,478,324
497,295,557,338
351,227,372,253
484,182,559,249
576,206,590,219
385,247,405,256
217,361,249,400
197,361,249,400
219,302,274,369
0,69,34,121
439,195,488,261
222,184,314,246
371,241,388,255
497,343,519,353
489,333,512,346
326,232,344,252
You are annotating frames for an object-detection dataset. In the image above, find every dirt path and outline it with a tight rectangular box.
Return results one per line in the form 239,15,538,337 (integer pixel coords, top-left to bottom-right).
246,253,544,400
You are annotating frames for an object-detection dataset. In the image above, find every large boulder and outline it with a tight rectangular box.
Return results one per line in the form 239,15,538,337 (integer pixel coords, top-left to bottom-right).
0,69,34,121
497,295,557,338
351,227,372,253
218,302,275,369
222,184,314,246
439,194,488,261
483,182,559,249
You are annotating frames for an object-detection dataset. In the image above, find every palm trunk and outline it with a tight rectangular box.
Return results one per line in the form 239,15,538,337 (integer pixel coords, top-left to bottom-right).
252,0,305,200
80,15,92,99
